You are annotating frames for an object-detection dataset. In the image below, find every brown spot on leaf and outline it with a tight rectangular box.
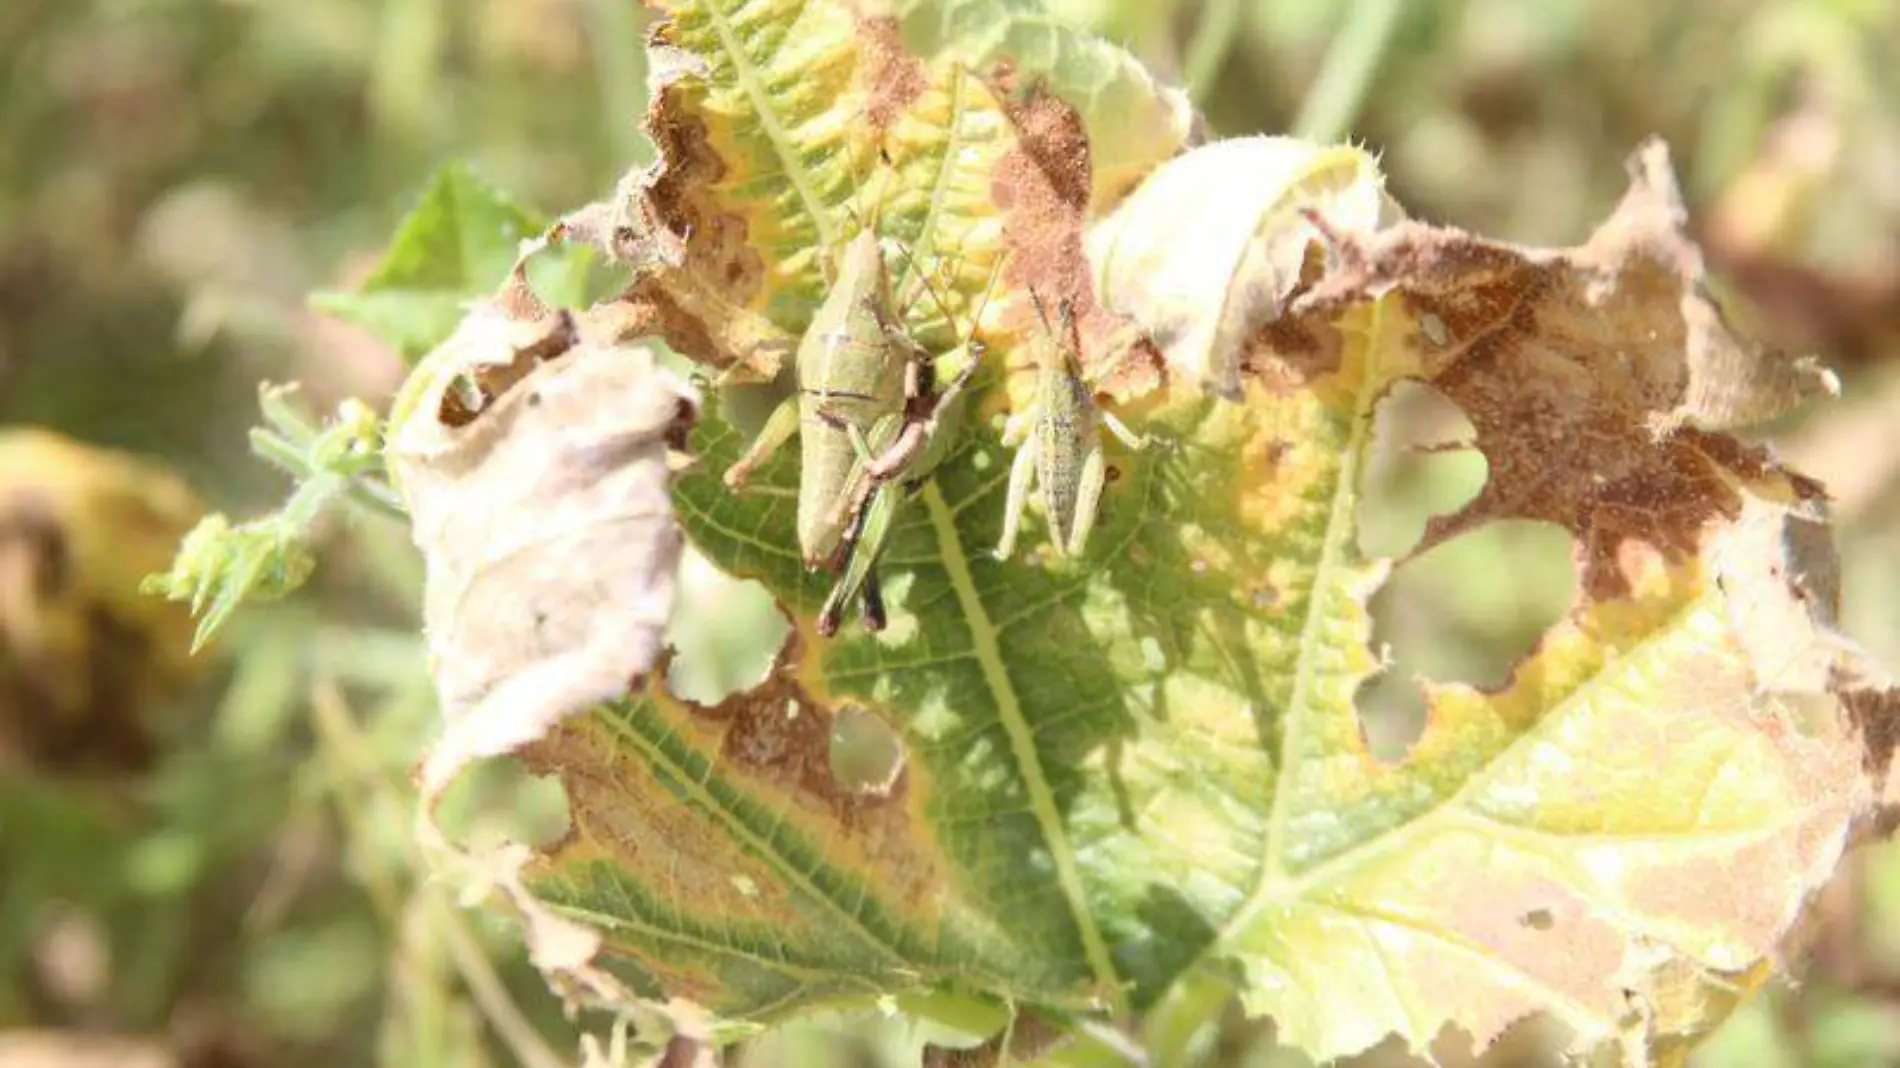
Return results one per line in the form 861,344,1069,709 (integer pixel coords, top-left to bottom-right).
860,17,926,130
673,633,909,824
1845,685,1900,789
1274,141,1836,600
437,309,577,428
645,109,757,296
605,97,779,372
988,86,1163,400
610,278,722,370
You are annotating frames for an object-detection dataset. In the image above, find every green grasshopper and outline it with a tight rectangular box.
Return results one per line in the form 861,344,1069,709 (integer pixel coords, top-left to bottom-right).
993,294,1147,561
724,225,986,634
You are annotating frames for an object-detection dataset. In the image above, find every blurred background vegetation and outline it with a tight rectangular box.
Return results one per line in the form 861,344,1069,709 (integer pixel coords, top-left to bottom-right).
2,0,1898,1065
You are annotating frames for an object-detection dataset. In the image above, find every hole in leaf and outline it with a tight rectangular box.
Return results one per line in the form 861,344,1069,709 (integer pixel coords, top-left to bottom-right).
828,704,906,797
1427,1014,1579,1068
1359,519,1577,760
1357,380,1484,560
433,759,573,852
663,548,788,704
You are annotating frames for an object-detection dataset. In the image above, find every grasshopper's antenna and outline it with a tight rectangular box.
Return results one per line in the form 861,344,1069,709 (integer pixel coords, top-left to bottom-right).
959,252,1007,358
1057,297,1079,349
890,239,1004,358
1028,286,1057,337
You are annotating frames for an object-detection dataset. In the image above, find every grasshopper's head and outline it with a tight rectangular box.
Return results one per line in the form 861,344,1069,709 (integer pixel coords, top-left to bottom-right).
1025,288,1085,375
827,228,890,306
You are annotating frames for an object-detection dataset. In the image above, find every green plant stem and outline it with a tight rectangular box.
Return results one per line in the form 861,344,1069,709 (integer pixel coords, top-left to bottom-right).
1292,0,1407,144
252,439,409,526
308,681,568,1068
1183,0,1242,107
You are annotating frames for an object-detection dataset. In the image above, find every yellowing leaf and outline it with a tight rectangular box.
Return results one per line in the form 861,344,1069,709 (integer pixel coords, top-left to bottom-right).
0,429,206,772
611,0,1188,379
385,1,1898,1063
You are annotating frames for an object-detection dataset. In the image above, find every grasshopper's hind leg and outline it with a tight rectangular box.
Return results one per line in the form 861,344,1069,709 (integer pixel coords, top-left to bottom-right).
1061,440,1108,557
863,354,981,483
819,481,900,637
993,430,1040,561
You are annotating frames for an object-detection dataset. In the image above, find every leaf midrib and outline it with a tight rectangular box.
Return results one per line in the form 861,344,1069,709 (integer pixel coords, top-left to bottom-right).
543,898,888,994
919,482,1128,1014
1260,300,1389,884
704,0,836,250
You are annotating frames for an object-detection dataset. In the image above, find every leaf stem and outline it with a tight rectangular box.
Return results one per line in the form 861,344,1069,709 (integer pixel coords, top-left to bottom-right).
309,680,570,1068
1185,0,1246,106
1183,0,1242,107
1292,0,1407,145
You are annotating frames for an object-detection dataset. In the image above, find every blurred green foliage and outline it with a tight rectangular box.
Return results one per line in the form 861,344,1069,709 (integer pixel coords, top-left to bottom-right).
2,0,1897,1065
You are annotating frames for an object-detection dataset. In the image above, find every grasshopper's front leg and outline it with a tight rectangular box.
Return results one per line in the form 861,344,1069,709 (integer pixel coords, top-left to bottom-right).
722,393,801,490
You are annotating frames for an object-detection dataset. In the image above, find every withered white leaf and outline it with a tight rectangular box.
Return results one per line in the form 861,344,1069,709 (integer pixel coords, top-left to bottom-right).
387,308,698,798
1086,135,1397,399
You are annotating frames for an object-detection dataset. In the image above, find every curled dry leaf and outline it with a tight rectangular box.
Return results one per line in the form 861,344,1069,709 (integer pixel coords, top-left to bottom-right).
1086,135,1399,400
386,301,698,800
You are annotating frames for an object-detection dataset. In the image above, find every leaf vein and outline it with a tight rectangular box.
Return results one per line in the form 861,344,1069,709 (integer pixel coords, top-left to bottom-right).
919,482,1127,1012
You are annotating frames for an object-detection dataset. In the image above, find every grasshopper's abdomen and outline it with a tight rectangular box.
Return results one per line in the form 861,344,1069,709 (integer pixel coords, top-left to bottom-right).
1036,365,1097,551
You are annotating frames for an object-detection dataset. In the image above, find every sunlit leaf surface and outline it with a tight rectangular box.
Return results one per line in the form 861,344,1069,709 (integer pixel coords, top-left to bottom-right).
383,1,1900,1063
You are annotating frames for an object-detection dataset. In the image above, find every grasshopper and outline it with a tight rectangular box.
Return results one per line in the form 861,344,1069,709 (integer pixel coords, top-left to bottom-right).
724,225,985,634
993,294,1147,561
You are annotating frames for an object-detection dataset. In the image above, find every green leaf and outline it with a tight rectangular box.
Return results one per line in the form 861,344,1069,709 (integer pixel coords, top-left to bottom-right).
311,161,563,364
145,386,396,651
396,1,1898,1064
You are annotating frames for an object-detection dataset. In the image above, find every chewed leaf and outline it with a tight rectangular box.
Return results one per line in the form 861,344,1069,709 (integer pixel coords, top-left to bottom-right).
468,127,1899,1063
891,0,1193,210
386,305,699,799
630,0,882,355
1139,139,1886,1062
313,161,585,363
611,0,1188,378
378,1,1899,1063
1087,136,1396,400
